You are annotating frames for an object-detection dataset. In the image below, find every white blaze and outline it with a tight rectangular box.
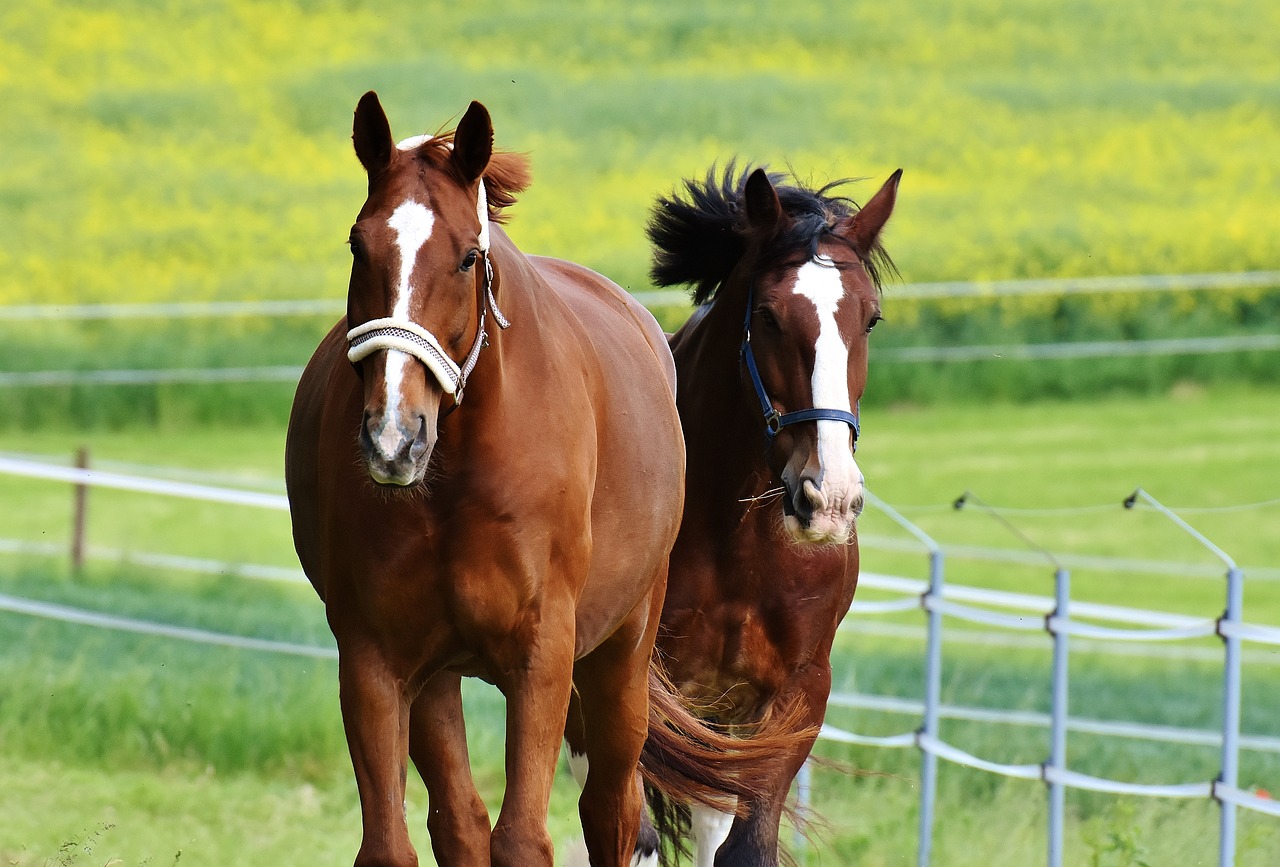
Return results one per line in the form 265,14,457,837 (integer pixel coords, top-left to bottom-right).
375,200,435,455
792,256,858,490
396,134,432,151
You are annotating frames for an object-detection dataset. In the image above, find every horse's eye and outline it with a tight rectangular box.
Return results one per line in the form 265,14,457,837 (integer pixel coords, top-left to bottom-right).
348,234,365,263
460,250,479,272
866,314,883,334
757,307,781,333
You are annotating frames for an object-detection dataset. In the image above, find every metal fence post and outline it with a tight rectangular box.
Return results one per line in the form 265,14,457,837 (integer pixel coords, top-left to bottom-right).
1124,489,1242,867
918,545,945,867
864,491,944,867
952,492,1066,867
1219,564,1244,867
1047,567,1070,867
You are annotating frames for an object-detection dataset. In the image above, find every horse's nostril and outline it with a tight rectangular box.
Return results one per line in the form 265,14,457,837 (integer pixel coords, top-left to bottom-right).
408,416,431,461
801,479,827,510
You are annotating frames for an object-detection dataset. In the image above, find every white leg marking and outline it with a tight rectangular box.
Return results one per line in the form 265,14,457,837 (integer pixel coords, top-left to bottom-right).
691,802,736,867
563,836,592,867
631,848,659,867
564,747,657,866
567,747,590,789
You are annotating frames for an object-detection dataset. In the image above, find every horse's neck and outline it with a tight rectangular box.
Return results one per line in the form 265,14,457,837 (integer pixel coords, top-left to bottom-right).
673,297,776,508
468,241,540,386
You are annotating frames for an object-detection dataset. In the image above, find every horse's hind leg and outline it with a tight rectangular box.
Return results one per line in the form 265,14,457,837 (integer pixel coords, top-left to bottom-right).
570,601,660,867
564,692,660,867
409,670,491,866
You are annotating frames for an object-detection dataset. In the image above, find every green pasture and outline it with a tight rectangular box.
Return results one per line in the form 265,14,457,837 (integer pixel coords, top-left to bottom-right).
3,388,1279,864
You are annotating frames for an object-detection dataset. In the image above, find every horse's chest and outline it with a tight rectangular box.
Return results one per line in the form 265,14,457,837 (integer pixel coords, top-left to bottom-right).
663,541,854,701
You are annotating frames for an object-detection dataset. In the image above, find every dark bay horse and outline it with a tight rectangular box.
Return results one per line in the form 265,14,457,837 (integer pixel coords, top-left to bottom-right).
647,165,901,865
285,95,794,867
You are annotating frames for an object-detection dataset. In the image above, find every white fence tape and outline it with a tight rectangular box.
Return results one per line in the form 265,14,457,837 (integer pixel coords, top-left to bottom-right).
861,535,1280,582
1215,784,1280,819
0,457,290,511
880,333,1280,363
826,691,1280,755
915,734,1044,781
922,597,1047,631
1219,620,1280,647
1047,616,1219,643
3,272,1276,322
818,723,917,749
0,593,335,659
0,366,304,387
5,333,1276,389
1042,767,1213,799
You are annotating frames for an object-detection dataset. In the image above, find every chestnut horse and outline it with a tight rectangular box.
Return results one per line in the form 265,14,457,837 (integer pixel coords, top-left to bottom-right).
647,165,900,865
286,96,794,867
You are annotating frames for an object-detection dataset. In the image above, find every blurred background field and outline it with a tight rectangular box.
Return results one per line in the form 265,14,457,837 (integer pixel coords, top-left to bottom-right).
2,0,1279,864
4,0,1278,306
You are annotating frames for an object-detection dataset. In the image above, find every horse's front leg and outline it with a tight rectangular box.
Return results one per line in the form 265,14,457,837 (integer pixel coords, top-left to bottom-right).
409,670,491,866
338,649,418,867
713,662,832,867
490,616,576,867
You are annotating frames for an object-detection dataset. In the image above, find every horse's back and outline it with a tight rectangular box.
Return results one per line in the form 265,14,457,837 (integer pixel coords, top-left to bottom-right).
527,254,685,644
531,255,677,398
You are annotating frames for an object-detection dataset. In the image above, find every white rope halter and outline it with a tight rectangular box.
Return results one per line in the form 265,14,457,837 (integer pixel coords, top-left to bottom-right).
346,178,508,401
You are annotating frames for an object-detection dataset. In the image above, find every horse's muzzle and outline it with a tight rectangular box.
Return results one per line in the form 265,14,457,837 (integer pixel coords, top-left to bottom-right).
782,476,862,545
359,410,433,486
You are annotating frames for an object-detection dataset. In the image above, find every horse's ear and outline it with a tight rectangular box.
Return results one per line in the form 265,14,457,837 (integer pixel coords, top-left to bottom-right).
842,169,902,254
453,101,493,184
353,91,394,177
743,168,782,236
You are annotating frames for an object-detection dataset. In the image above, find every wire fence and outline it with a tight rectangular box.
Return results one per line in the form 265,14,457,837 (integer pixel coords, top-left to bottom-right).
3,271,1277,388
800,489,1279,867
5,328,1279,388
2,270,1276,322
0,457,1277,865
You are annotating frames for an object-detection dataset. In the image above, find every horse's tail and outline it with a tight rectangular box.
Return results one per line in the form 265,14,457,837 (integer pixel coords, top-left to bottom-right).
639,662,815,861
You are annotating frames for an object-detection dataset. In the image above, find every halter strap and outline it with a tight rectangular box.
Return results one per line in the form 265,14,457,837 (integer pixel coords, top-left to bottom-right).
346,180,509,405
739,281,861,444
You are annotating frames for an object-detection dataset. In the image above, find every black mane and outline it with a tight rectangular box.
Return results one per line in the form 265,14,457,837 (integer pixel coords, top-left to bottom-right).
646,163,896,306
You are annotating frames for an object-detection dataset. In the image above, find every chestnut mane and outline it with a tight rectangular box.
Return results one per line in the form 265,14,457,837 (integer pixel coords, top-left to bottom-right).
399,129,532,223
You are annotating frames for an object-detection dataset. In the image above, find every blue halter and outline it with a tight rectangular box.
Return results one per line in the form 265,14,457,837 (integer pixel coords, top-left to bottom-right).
739,282,861,445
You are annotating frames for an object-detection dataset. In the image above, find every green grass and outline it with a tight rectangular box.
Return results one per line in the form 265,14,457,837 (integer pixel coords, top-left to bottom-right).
2,388,1279,863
